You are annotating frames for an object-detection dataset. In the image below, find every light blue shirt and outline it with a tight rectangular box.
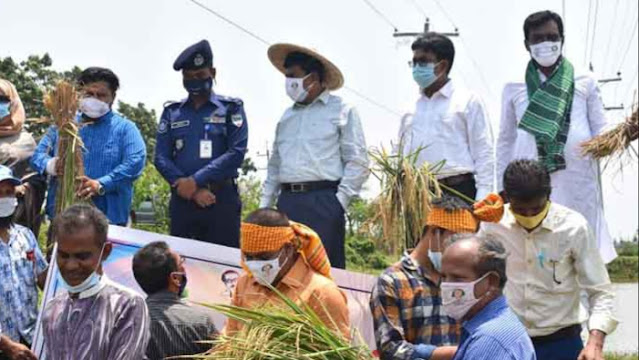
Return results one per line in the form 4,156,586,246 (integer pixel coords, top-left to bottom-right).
260,91,369,210
452,295,536,360
0,225,48,343
30,111,146,225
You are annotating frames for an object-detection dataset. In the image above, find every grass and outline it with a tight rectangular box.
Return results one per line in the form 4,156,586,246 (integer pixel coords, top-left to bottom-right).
607,256,639,283
605,353,639,360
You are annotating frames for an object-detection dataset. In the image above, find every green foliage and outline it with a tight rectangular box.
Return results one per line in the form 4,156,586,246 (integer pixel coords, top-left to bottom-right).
117,101,157,162
607,256,639,283
605,353,639,360
132,164,170,234
616,240,639,257
345,198,390,274
238,174,261,219
0,54,81,137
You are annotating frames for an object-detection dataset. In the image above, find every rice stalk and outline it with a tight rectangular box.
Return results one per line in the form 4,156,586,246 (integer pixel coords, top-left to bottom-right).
188,286,373,360
43,81,85,215
581,96,638,162
368,138,444,256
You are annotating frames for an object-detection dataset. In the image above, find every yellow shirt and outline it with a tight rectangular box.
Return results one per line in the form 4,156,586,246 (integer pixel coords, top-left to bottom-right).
480,203,618,337
225,256,351,338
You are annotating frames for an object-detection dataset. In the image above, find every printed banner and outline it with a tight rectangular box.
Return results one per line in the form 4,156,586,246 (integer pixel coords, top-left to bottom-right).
32,225,378,358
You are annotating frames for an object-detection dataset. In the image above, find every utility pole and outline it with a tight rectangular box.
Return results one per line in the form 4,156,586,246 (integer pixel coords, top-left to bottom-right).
256,140,270,171
392,18,459,38
598,71,624,110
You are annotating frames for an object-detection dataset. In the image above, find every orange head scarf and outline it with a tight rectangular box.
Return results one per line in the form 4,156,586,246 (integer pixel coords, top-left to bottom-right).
240,221,332,279
0,79,26,137
426,193,505,233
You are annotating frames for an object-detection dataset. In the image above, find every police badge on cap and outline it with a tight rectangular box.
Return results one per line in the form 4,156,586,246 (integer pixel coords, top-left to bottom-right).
173,40,214,71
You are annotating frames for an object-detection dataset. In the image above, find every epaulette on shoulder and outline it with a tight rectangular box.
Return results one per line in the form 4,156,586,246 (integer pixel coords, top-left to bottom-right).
217,95,244,107
163,100,180,108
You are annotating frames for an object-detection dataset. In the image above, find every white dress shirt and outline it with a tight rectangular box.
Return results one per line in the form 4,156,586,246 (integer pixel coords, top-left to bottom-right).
497,68,616,263
398,80,495,200
260,91,369,210
479,203,618,338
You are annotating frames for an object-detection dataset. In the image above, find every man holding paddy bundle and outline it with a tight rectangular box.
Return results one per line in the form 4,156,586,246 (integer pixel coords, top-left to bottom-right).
496,10,616,263
370,194,504,360
31,67,146,226
398,33,494,201
225,208,350,339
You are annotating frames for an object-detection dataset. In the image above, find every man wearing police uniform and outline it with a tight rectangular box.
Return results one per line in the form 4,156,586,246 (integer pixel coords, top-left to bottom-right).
155,40,248,247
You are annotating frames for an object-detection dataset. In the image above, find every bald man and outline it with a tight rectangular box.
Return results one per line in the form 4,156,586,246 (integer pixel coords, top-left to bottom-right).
441,234,535,360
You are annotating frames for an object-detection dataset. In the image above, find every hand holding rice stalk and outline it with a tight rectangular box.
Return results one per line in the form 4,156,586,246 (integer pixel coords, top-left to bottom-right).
581,98,638,161
367,140,446,256
190,286,373,360
43,81,86,214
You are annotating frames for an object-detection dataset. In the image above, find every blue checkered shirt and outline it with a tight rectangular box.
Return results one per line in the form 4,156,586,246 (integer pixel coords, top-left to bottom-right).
0,225,48,343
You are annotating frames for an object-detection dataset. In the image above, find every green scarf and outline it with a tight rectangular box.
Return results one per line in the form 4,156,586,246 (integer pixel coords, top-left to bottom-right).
518,58,575,173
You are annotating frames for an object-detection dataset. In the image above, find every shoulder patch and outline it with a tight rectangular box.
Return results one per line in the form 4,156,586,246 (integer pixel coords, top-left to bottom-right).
158,119,169,134
231,113,244,127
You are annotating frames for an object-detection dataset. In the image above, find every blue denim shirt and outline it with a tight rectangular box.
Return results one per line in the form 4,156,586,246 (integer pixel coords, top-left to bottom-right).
30,111,146,224
452,296,536,360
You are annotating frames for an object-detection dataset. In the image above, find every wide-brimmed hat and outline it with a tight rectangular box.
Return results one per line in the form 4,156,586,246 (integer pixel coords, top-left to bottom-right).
267,43,344,90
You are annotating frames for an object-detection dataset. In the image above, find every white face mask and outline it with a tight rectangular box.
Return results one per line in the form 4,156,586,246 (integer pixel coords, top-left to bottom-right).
245,253,286,287
428,229,443,272
0,197,17,218
529,41,562,67
79,97,110,119
285,74,314,103
441,273,491,321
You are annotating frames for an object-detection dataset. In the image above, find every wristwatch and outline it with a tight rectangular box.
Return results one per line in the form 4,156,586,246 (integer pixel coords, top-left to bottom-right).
97,183,106,196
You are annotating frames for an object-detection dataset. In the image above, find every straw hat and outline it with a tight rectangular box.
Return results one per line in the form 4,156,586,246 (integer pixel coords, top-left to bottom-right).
267,43,344,90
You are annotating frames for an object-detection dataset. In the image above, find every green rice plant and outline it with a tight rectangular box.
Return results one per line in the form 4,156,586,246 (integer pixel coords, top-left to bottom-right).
190,286,373,360
368,140,445,256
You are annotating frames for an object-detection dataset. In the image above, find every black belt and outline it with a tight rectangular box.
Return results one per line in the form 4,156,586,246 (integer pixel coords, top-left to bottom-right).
440,173,474,187
281,180,340,193
204,178,236,192
531,325,582,345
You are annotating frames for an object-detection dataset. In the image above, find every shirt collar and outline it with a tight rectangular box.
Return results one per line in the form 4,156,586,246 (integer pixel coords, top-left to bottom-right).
147,290,181,303
180,92,221,109
463,295,508,334
77,110,114,125
400,251,439,285
293,90,331,109
423,79,454,100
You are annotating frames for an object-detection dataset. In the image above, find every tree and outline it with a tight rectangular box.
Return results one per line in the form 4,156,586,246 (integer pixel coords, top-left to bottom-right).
117,101,157,161
0,54,81,137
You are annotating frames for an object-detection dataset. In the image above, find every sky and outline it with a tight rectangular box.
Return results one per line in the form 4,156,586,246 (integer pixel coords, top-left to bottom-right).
1,0,638,238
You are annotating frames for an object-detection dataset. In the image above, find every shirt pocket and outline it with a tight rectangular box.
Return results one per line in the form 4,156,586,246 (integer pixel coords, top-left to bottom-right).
546,246,574,293
206,124,228,156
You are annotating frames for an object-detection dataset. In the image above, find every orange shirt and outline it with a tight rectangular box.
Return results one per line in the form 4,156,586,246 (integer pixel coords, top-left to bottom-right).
225,256,350,338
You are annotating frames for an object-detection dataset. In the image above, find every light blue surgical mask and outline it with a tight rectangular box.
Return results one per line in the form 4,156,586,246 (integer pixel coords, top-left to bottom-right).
0,102,10,119
59,244,106,295
412,62,441,89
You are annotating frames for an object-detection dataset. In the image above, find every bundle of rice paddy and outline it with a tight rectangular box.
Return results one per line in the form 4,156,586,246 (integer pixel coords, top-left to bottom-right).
43,81,85,214
581,102,638,160
368,143,444,255
194,288,373,360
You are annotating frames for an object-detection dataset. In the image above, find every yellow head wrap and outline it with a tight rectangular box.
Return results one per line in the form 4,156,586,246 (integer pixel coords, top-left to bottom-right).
240,221,332,279
425,193,505,233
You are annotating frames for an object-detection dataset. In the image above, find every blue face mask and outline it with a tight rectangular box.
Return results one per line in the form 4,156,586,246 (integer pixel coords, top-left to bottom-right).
412,62,441,89
59,244,106,295
0,102,10,119
183,77,213,96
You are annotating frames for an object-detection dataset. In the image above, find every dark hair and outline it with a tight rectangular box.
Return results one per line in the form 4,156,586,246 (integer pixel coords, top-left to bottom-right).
447,233,508,289
132,241,177,295
283,52,325,82
523,10,564,41
431,195,472,212
221,270,239,282
411,32,455,72
244,208,290,227
52,204,109,246
503,159,552,201
78,67,120,93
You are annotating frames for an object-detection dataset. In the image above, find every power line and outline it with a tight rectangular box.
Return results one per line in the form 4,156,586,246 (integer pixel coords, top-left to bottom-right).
187,0,270,46
360,0,399,32
429,0,458,29
583,0,593,66
602,0,621,74
588,0,600,68
404,0,427,18
616,16,639,71
187,0,403,117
